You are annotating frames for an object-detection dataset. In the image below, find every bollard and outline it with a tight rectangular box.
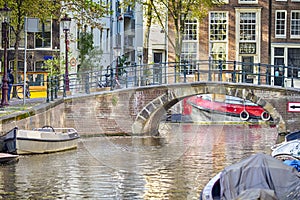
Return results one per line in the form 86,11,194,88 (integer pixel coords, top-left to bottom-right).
50,76,54,101
63,74,66,97
46,76,50,103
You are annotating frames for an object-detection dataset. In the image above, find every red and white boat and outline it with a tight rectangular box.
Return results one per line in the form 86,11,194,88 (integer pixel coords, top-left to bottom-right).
183,94,271,122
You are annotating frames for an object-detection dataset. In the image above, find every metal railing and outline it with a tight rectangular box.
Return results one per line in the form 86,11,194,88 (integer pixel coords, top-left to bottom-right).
46,60,300,102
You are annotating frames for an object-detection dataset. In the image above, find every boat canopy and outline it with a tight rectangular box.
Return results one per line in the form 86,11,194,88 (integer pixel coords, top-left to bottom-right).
219,153,300,200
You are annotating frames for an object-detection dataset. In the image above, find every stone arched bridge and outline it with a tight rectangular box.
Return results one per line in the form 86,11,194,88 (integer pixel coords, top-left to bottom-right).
2,82,300,136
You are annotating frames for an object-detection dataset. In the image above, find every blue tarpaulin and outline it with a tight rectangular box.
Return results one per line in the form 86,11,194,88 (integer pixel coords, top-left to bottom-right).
284,160,300,172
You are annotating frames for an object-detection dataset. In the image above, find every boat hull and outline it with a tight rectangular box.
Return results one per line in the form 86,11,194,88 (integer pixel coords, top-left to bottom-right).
271,140,300,159
16,129,79,154
185,95,271,122
16,138,78,154
0,153,19,164
0,127,79,155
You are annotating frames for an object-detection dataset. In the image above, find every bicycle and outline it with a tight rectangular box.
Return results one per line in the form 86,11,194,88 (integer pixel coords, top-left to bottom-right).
16,82,30,99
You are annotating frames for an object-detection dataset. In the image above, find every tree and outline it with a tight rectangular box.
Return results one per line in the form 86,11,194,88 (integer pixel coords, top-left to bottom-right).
62,0,110,30
126,0,221,63
0,0,60,82
0,0,109,82
152,0,221,62
62,0,110,72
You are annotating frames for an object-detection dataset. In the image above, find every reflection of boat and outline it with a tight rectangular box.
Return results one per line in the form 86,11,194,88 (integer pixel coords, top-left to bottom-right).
201,153,300,200
0,126,80,155
185,94,271,122
0,153,18,164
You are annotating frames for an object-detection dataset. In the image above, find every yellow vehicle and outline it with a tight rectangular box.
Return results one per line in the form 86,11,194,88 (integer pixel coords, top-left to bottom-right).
15,72,48,99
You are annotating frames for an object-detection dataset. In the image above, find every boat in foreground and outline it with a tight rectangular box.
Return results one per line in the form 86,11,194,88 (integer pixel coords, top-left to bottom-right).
200,153,300,200
271,130,300,160
0,126,80,155
271,140,300,160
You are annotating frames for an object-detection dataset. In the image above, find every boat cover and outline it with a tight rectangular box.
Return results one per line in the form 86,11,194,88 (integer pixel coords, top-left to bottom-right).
284,160,300,172
219,153,300,200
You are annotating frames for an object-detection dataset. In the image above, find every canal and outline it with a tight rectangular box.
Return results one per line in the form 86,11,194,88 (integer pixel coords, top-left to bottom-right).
0,123,278,199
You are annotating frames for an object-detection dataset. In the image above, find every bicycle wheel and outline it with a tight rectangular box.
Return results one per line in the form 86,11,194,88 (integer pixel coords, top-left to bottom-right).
16,86,24,99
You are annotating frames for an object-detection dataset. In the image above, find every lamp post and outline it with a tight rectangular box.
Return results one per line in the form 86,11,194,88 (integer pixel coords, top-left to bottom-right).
61,14,71,91
0,3,11,107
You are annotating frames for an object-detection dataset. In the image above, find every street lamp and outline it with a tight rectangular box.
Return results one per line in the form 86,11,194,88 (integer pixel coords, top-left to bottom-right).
61,14,71,91
0,3,11,107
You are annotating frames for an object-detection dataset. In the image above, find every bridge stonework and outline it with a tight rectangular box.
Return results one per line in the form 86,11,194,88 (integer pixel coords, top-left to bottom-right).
1,82,300,136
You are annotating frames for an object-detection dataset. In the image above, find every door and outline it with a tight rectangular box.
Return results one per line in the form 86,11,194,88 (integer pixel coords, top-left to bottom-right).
242,56,254,83
153,52,163,84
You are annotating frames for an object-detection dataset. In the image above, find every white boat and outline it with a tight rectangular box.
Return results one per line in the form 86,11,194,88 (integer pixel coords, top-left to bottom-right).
271,140,300,160
0,126,80,155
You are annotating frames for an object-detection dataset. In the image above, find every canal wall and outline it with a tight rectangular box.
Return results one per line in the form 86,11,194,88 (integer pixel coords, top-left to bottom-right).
0,99,66,135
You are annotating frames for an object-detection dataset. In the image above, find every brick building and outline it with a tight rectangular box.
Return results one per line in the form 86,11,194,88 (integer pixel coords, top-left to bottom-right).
166,0,300,86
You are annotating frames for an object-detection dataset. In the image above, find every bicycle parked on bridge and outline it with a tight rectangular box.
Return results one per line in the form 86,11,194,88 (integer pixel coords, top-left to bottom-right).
98,73,121,89
14,82,30,99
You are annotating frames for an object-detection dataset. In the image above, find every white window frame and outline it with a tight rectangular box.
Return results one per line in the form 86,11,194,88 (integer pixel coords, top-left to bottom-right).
181,19,198,62
209,11,228,68
235,8,261,63
34,19,52,49
275,10,287,38
238,0,258,4
291,10,300,39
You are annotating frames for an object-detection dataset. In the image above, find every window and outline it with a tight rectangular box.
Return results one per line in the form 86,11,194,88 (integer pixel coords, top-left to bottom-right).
210,12,227,41
240,12,256,41
35,20,51,48
181,19,198,74
237,11,259,55
275,11,286,38
209,12,228,69
183,19,197,40
288,48,300,77
239,0,258,4
291,11,300,38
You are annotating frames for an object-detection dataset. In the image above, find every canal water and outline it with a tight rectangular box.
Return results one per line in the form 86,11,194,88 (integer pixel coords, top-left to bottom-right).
0,123,278,199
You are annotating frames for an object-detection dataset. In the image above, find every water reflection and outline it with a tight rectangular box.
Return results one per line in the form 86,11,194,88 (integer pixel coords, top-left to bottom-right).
0,124,277,199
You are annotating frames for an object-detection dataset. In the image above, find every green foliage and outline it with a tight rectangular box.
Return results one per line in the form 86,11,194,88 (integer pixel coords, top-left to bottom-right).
78,31,104,72
117,55,128,76
43,57,61,77
80,47,103,72
128,0,221,62
79,31,94,61
63,0,111,29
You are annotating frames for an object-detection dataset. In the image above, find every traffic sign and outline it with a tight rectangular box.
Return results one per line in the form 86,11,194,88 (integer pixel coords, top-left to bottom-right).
288,102,300,112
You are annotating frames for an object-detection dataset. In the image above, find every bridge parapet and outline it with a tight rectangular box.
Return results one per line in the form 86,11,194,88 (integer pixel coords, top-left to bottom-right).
1,82,300,137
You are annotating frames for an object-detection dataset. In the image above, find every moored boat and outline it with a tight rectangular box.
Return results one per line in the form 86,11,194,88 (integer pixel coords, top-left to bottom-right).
185,94,271,122
271,140,300,160
200,153,300,200
0,153,19,164
0,126,80,155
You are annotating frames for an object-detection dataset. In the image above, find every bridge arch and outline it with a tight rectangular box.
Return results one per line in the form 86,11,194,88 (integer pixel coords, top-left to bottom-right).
132,82,290,135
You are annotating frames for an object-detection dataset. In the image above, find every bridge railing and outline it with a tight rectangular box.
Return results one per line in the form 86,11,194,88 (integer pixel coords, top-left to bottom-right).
46,60,300,101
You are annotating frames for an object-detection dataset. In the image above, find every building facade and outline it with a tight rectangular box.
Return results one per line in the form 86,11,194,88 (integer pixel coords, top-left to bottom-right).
271,0,300,87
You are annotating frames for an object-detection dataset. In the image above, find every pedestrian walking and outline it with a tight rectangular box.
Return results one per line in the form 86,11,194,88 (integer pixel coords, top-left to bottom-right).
7,69,14,101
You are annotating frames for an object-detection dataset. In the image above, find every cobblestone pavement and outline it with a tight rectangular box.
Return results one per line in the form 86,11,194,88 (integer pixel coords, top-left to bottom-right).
0,98,47,116
8,97,46,106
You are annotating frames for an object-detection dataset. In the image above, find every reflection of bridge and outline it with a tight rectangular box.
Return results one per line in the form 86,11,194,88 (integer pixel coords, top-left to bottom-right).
3,61,300,136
